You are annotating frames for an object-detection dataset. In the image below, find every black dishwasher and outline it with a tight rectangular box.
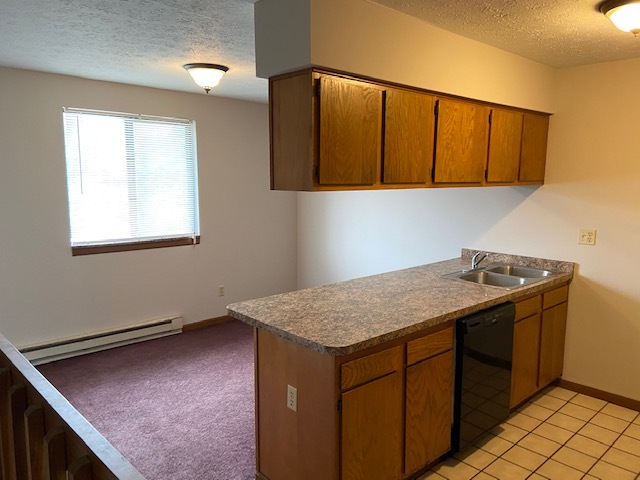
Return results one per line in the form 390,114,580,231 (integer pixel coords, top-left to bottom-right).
452,302,515,452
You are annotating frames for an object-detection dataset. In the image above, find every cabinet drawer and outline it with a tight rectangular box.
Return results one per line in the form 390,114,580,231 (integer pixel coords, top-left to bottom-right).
543,285,569,309
341,345,403,390
515,296,541,321
407,326,453,366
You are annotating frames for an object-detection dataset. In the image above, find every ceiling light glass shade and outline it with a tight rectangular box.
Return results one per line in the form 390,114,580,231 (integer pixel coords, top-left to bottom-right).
183,63,229,93
601,0,640,35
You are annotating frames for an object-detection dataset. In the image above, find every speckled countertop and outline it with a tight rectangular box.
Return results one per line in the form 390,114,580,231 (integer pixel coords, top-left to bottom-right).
227,250,574,356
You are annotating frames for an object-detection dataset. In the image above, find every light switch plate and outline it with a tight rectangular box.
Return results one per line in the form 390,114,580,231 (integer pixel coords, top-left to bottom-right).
578,228,597,246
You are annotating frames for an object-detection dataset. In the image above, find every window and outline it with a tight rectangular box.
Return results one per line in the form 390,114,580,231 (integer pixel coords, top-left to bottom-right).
62,108,199,255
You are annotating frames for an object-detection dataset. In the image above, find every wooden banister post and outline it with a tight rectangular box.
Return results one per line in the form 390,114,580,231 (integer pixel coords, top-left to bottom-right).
0,367,13,480
8,384,27,479
67,456,92,480
42,428,66,480
24,405,44,480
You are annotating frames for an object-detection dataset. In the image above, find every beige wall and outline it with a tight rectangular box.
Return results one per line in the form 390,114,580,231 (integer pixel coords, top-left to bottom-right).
254,0,311,78
310,0,556,112
256,0,556,112
540,59,640,399
472,58,640,400
0,67,297,348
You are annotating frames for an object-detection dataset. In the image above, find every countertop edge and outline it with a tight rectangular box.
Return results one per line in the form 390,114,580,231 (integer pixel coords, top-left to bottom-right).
228,252,575,356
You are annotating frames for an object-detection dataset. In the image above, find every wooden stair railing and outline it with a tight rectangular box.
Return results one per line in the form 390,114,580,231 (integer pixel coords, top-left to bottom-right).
0,333,144,479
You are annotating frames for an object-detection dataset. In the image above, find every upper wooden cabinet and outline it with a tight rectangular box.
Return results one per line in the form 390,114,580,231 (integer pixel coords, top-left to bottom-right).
270,71,315,191
486,109,550,184
270,70,384,190
318,75,383,186
383,89,435,184
269,68,550,191
520,113,550,183
486,108,524,183
433,99,489,184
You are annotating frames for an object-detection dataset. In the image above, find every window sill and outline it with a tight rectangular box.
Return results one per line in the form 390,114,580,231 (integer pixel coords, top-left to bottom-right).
71,236,200,256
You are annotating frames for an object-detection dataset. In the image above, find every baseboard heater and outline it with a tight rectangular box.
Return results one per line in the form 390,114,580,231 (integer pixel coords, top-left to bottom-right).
20,316,183,365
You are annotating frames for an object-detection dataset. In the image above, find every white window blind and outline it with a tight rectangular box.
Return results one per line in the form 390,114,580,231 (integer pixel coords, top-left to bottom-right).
62,108,199,250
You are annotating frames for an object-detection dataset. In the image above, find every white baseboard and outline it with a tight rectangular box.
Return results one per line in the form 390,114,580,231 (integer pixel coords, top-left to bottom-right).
20,316,183,365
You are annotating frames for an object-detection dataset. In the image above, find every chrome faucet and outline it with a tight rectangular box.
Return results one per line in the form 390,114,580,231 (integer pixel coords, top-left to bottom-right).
471,251,487,269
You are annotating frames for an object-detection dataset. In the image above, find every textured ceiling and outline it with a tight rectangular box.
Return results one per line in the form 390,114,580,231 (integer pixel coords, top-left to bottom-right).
0,0,266,102
1,0,639,103
370,0,640,68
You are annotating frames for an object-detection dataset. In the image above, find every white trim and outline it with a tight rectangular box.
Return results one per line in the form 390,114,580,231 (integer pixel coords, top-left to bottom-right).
20,316,183,365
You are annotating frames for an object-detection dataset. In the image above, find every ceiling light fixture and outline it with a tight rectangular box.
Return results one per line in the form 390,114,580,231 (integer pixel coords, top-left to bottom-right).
601,0,640,35
183,63,229,94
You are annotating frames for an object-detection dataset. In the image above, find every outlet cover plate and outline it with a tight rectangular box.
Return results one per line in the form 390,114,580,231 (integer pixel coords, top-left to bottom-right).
287,384,297,412
578,228,597,246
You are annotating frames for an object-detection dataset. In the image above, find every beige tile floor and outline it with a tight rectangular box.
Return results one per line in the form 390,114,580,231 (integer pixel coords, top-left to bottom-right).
420,386,640,480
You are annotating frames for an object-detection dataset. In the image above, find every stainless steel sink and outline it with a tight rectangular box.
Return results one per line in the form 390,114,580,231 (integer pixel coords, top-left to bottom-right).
442,263,556,289
457,270,528,288
485,265,553,278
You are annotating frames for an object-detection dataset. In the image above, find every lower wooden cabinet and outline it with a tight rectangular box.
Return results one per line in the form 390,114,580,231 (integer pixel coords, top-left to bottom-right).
539,302,568,386
342,372,403,480
341,327,454,480
405,350,453,476
511,312,541,407
510,284,569,408
254,323,453,480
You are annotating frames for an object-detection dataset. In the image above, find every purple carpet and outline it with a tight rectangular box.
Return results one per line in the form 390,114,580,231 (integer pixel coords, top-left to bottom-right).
38,320,255,480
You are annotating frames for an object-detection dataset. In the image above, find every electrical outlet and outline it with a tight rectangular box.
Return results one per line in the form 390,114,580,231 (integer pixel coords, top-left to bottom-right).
217,285,225,296
578,228,597,246
287,384,297,412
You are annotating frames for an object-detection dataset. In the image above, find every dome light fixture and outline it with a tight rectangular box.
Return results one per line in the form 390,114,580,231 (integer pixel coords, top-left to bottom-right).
601,0,640,35
183,63,229,94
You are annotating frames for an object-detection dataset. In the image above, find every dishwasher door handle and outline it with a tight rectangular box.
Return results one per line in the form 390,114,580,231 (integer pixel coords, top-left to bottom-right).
466,320,481,330
463,317,500,332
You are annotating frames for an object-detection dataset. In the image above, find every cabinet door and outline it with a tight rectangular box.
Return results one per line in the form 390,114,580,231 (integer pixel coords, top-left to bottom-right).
318,76,382,186
405,351,453,476
341,372,403,480
539,302,568,387
383,89,435,184
434,99,489,184
510,313,541,408
270,72,315,191
487,109,523,183
519,113,549,182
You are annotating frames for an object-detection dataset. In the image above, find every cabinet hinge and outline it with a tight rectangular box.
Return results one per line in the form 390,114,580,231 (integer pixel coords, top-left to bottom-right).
434,99,439,117
488,111,492,125
337,399,342,413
